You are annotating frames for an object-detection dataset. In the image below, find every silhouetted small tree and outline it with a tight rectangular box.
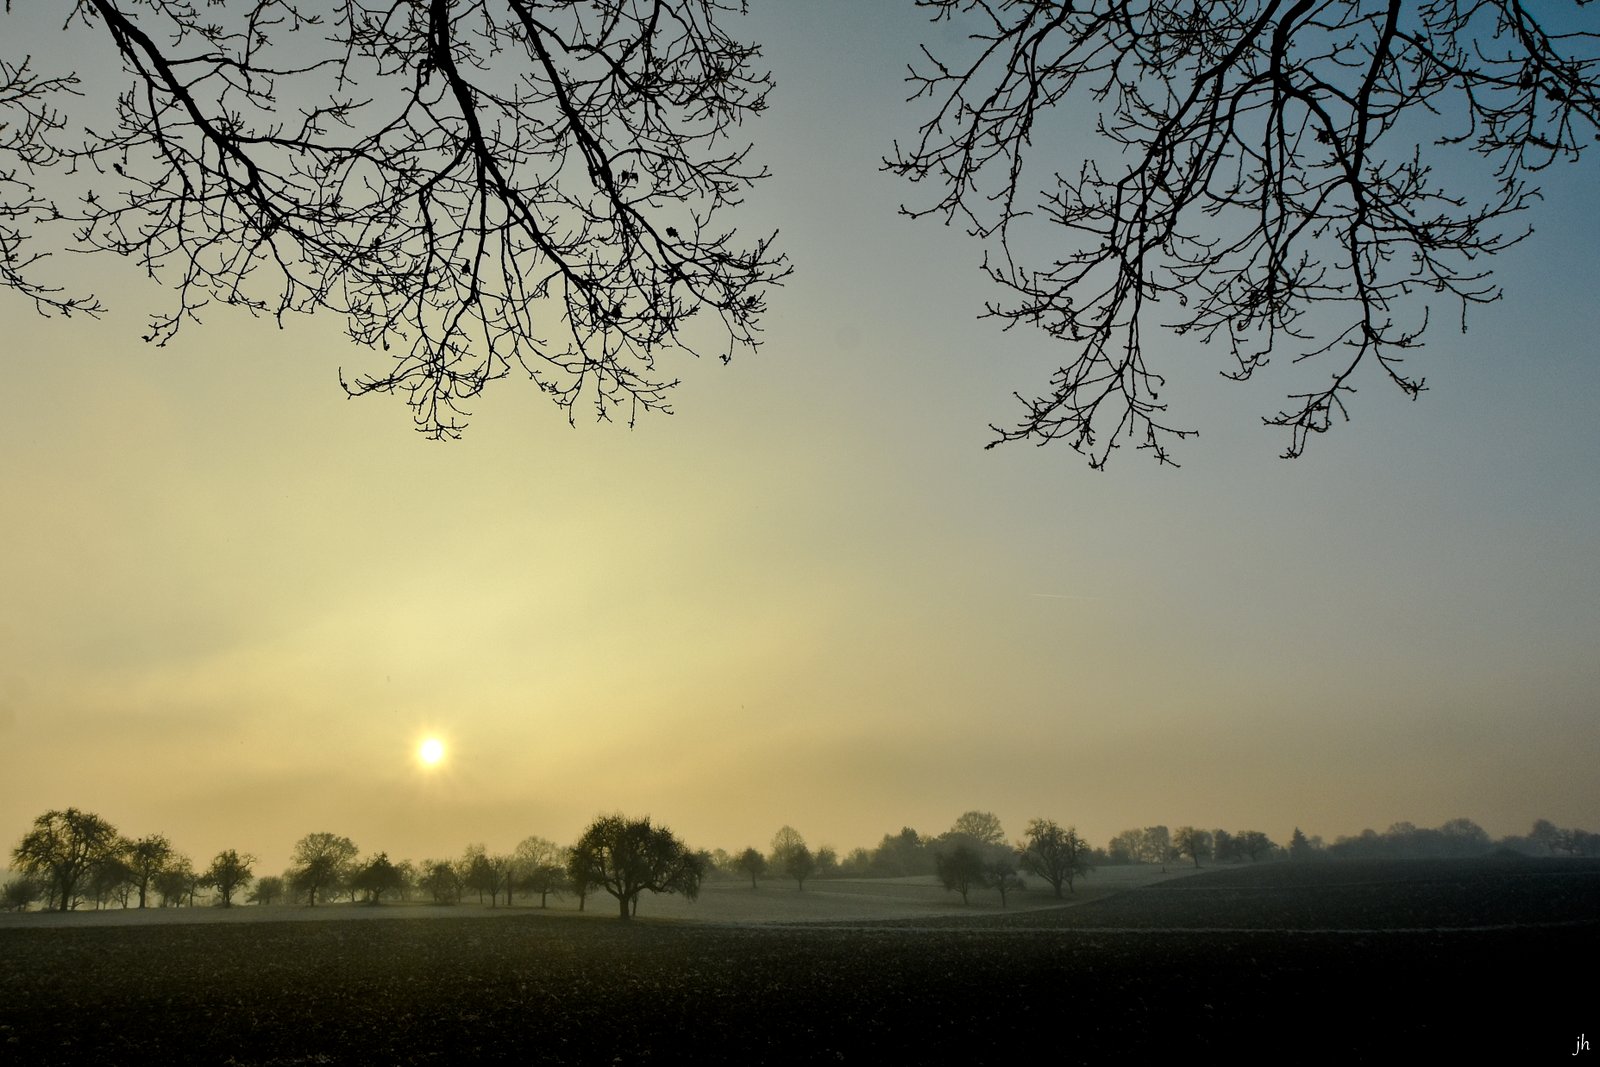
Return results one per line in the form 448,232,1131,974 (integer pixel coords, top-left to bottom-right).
420,860,462,905
785,844,817,890
154,856,198,907
247,875,284,907
351,853,406,905
1174,827,1212,868
205,849,255,907
289,833,357,906
769,826,806,870
1018,819,1093,898
936,843,988,905
735,847,767,889
12,809,123,913
568,814,703,921
2,876,41,912
124,834,173,909
514,836,569,908
986,858,1025,907
88,853,135,909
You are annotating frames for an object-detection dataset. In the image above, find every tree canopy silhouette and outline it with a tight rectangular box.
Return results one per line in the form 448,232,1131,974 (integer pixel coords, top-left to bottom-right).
568,813,703,919
10,808,122,912
1,0,786,437
889,0,1600,466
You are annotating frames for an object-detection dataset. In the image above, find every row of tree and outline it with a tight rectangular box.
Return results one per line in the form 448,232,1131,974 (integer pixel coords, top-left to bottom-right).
3,809,709,921
6,810,258,913
10,809,1594,917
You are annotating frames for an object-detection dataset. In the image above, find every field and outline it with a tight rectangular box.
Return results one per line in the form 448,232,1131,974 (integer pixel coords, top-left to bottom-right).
1,857,1594,1063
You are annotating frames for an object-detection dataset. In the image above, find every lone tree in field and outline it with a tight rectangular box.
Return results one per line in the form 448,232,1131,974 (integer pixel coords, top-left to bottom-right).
784,843,817,891
11,808,121,912
154,854,198,907
568,814,705,920
986,856,1026,907
1018,819,1093,898
124,834,173,910
768,825,807,870
513,836,569,909
204,849,255,907
0,0,787,438
935,842,988,905
1174,827,1214,868
247,875,284,907
735,846,767,889
289,832,358,906
890,1,1600,466
350,853,407,905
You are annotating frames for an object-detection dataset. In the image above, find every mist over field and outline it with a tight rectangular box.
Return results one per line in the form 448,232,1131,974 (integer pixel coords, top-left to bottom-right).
3,0,1598,1060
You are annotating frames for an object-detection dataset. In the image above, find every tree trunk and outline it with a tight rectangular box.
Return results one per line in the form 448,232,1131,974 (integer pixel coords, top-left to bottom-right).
618,894,632,920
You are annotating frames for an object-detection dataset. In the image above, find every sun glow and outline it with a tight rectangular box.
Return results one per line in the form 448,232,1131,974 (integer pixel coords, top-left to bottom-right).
418,737,445,766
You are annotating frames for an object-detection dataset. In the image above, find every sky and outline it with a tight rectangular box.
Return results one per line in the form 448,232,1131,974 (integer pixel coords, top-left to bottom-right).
3,2,1598,876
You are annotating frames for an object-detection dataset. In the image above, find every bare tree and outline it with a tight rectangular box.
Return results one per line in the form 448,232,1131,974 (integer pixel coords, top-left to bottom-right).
3,0,786,436
289,832,358,906
10,808,122,912
1174,826,1213,868
513,835,569,908
890,1,1600,466
734,846,766,889
1018,818,1092,898
350,852,406,904
768,825,806,870
247,875,285,906
783,842,816,890
204,849,255,907
124,834,173,909
935,842,988,905
567,813,703,920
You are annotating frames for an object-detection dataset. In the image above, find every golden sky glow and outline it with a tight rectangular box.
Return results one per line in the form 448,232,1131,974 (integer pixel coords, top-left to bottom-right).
1,2,1597,875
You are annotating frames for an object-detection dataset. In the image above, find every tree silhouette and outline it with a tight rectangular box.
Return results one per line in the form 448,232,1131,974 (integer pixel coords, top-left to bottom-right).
124,834,173,910
1018,819,1092,898
734,846,766,889
568,813,703,920
10,808,121,912
3,0,786,437
935,842,987,905
513,836,569,908
289,832,357,906
350,852,406,905
204,849,255,907
247,875,285,907
783,843,816,890
890,1,1600,466
1174,826,1213,868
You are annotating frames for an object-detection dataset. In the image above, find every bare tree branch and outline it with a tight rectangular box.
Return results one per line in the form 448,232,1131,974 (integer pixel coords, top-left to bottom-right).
2,0,786,436
889,0,1600,466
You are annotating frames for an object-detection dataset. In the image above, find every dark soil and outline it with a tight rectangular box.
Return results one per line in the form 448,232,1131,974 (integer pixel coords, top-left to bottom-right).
2,858,1593,1064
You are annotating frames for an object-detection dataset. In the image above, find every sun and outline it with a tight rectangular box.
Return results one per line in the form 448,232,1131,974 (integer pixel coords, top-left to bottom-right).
418,737,445,767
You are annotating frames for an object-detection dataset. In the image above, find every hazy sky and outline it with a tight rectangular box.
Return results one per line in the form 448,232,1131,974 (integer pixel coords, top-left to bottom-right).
3,2,1597,874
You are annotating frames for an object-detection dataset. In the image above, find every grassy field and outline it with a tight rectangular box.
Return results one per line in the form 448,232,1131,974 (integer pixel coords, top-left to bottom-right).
1,858,1593,1063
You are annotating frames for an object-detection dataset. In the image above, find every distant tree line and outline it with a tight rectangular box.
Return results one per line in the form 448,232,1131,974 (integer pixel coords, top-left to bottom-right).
7,808,1595,917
